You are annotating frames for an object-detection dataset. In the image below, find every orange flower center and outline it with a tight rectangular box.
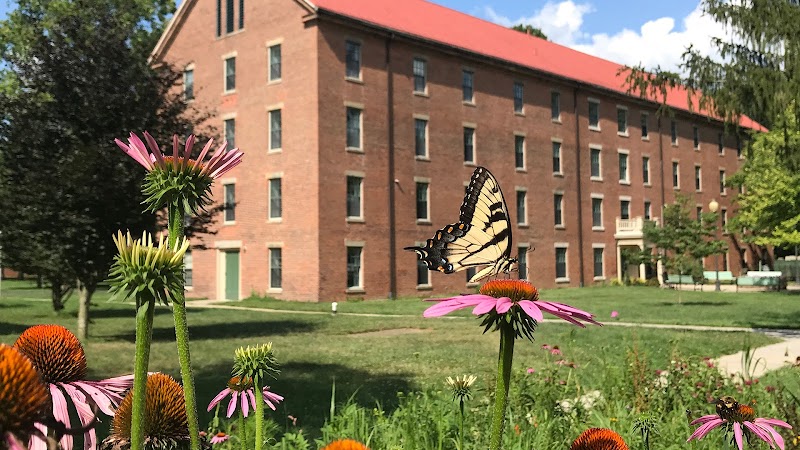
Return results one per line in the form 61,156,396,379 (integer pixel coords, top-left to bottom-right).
0,344,50,438
321,439,370,450
14,324,87,383
227,376,254,392
215,432,227,438
480,279,539,302
570,428,629,450
111,373,188,440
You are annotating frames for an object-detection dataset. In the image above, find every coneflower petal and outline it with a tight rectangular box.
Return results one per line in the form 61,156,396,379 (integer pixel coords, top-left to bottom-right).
208,388,231,412
733,422,744,450
227,391,238,418
50,385,73,450
744,421,774,448
518,300,544,322
241,391,249,417
688,418,723,441
756,422,786,450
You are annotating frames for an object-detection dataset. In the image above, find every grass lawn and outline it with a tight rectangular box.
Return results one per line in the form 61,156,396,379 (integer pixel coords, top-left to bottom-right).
0,280,786,435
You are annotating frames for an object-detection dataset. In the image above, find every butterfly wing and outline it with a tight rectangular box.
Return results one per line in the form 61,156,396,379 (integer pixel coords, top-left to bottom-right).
405,167,514,279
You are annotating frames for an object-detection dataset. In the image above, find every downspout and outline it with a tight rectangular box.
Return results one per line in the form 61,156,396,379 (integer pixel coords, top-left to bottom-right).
573,87,585,287
386,33,397,299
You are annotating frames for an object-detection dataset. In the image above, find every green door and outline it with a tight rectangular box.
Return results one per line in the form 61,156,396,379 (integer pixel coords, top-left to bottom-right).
224,250,240,300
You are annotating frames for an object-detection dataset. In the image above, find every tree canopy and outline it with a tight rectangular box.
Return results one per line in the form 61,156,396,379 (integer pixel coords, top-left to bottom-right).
512,24,548,40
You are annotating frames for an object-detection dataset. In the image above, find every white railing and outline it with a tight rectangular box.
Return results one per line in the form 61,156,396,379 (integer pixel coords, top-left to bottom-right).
615,217,658,236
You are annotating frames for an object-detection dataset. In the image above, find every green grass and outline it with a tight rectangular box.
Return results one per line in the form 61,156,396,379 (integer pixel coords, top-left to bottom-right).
0,280,788,438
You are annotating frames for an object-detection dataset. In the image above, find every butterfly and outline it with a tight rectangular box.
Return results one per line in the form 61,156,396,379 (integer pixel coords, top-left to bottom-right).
405,166,517,283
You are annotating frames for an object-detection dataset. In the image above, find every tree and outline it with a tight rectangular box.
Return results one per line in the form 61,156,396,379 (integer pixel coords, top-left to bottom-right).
0,0,209,340
512,24,548,40
641,195,727,283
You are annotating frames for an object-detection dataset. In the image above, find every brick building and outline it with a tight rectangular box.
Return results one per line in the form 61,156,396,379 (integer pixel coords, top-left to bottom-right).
151,0,761,301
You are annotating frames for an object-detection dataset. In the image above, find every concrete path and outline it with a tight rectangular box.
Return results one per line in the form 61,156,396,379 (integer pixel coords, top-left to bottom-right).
186,299,800,377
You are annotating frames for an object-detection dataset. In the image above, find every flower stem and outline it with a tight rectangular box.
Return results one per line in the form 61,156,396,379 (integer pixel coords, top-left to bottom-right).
458,398,465,450
489,322,515,450
240,411,247,450
254,379,265,450
131,297,155,450
168,202,201,450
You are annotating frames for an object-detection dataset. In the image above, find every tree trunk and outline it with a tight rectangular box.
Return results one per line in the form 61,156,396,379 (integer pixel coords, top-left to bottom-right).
36,274,43,288
49,278,71,311
77,279,95,342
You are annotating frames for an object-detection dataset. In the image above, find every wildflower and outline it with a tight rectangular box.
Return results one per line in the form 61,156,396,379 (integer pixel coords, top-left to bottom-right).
571,428,629,450
209,432,229,444
424,280,600,340
115,132,243,212
206,376,284,418
0,344,50,450
688,396,792,450
550,346,563,356
100,373,194,450
13,325,133,450
541,344,551,350
526,368,535,374
445,375,477,403
611,310,619,318
320,439,369,450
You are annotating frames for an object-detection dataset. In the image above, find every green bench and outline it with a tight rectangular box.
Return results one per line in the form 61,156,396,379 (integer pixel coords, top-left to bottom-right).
665,274,700,290
737,272,784,291
703,271,736,284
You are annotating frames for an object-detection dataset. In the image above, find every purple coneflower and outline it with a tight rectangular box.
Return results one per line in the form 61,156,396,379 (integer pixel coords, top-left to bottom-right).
0,344,50,450
13,325,133,450
209,432,230,444
207,376,283,418
688,396,792,450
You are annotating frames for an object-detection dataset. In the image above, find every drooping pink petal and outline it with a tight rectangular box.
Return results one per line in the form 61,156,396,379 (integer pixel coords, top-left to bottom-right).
31,423,48,450
226,390,238,418
733,422,744,450
50,384,73,450
495,297,513,314
248,389,257,413
471,298,500,315
744,422,774,448
424,295,489,317
755,418,793,429
73,381,116,416
208,388,232,411
241,391,249,417
62,384,97,450
96,374,135,392
517,300,544,321
263,388,284,403
688,418,724,441
755,422,786,450
691,414,725,426
262,390,278,410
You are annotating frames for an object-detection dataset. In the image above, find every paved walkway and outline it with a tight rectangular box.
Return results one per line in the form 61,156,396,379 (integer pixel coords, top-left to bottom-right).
186,300,800,377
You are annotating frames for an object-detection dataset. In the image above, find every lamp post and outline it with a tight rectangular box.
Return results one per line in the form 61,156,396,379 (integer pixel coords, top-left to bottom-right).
708,199,721,291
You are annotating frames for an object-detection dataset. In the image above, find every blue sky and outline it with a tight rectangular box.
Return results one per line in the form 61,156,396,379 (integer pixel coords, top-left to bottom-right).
0,0,717,70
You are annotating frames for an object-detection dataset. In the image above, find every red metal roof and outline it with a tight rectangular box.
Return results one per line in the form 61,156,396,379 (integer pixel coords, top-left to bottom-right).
313,0,764,131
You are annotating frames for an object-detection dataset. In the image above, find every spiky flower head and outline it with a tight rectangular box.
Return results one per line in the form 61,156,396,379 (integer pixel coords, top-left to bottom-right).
14,324,87,383
115,132,243,213
232,343,280,387
108,230,190,307
445,375,477,403
0,344,50,448
477,280,540,340
320,439,369,450
102,373,190,450
570,428,629,450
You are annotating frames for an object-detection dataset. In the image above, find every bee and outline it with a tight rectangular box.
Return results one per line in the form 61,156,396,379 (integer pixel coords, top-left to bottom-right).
714,396,755,423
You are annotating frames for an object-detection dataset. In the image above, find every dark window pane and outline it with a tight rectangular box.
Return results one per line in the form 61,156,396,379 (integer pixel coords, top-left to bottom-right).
589,102,599,127
641,113,648,138
238,0,244,29
462,70,474,102
226,0,234,33
345,41,361,78
225,57,236,91
270,109,281,149
518,247,528,280
184,69,194,100
516,191,526,225
556,248,567,278
417,260,429,286
413,58,426,93
671,120,678,144
224,119,235,149
269,178,281,219
552,141,561,173
416,182,428,220
592,198,602,227
270,248,282,289
224,184,235,221
515,135,524,169
415,119,427,157
216,0,221,36
554,194,563,226
591,148,601,178
347,247,362,288
618,153,628,181
346,107,361,149
642,157,650,184
593,248,603,277
620,200,630,220
551,91,560,120
269,44,281,80
346,176,361,218
617,108,627,133
463,128,474,162
513,82,524,112
644,201,651,220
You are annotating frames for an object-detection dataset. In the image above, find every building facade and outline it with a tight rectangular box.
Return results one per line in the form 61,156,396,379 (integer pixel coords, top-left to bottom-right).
152,0,759,302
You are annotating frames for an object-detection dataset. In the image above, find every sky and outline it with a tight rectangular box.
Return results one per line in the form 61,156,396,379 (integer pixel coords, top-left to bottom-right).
0,0,723,71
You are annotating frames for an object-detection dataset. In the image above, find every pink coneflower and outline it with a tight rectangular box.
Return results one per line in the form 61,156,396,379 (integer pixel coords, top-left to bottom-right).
526,368,535,374
541,344,551,350
611,311,619,318
550,346,563,356
210,431,230,444
13,325,133,450
424,280,601,331
688,396,793,450
207,376,284,418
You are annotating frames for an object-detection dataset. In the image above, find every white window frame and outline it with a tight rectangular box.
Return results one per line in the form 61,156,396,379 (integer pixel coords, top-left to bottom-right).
552,138,563,176
516,187,528,227
517,244,530,280
592,243,606,281
695,165,703,192
412,57,428,95
617,149,630,185
222,179,236,225
414,176,431,224
344,38,363,82
223,114,236,149
414,114,429,160
554,243,570,283
513,81,524,114
345,171,365,222
345,241,365,292
720,169,727,196
590,144,603,181
640,111,649,140
590,193,604,231
588,98,601,131
267,39,283,83
619,195,632,220
463,123,476,165
642,155,651,186
268,106,282,152
551,90,562,123
514,132,526,172
223,53,237,93
345,102,364,152
616,105,629,137
554,190,565,229
268,174,282,222
268,244,283,292
462,68,475,104
672,160,680,190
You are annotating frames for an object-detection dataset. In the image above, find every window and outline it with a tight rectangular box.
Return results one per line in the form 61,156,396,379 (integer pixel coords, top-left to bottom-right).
672,162,680,188
591,198,603,228
417,259,429,287
462,70,474,102
238,0,244,29
346,176,362,219
722,208,728,227
641,112,649,139
346,107,362,149
554,193,563,227
670,120,678,145
224,183,235,222
516,190,527,225
642,156,650,185
224,118,235,149
695,166,702,191
588,100,600,129
416,182,429,221
269,248,282,289
590,147,602,179
346,246,362,289
463,127,475,163
620,199,631,220
345,40,361,79
414,118,428,158
216,0,222,36
696,206,703,221
617,107,628,135
593,247,604,278
719,170,726,194
513,82,524,113
693,125,700,149
413,58,427,93
466,267,477,283
723,251,729,271
269,178,281,219
718,132,724,154
269,44,281,81
618,152,629,183
269,109,281,150
555,247,568,280
184,251,193,287
552,141,562,174
226,0,234,33
644,201,652,220
183,68,194,101
551,91,561,121
518,246,528,280
514,135,525,170
224,57,236,92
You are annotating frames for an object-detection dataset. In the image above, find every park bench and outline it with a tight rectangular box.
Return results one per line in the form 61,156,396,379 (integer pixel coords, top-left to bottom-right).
665,274,700,290
736,271,784,291
703,271,736,285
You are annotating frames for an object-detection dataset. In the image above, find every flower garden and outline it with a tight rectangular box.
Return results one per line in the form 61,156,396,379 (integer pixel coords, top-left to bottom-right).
1,134,799,450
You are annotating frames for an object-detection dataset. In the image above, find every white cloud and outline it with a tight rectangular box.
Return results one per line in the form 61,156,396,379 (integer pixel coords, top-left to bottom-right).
484,1,726,72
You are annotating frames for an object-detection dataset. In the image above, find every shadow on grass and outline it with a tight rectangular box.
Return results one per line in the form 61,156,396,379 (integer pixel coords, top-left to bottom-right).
655,301,733,307
108,319,319,343
192,361,416,437
81,306,204,320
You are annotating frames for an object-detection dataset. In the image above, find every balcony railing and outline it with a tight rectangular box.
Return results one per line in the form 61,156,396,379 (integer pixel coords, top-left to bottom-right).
615,216,658,238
